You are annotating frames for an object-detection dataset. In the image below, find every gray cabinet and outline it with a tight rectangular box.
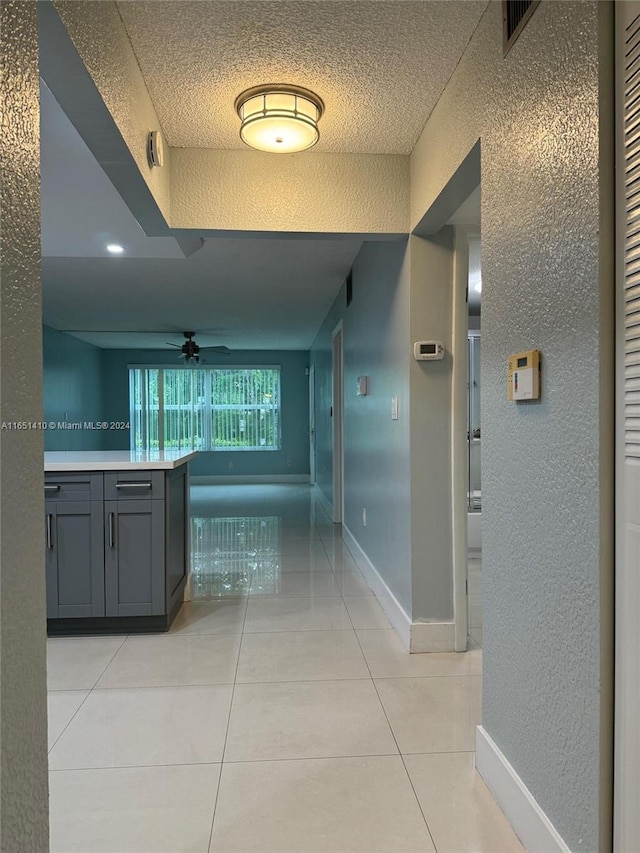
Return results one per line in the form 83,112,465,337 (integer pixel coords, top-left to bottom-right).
45,500,105,618
45,465,189,633
104,499,165,617
44,473,105,619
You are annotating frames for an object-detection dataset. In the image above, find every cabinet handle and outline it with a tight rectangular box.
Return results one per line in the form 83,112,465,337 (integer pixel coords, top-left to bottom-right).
108,512,115,548
46,514,53,550
44,484,60,492
115,482,152,489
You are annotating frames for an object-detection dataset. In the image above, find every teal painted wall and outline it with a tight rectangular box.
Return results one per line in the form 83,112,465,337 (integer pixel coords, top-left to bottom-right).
310,241,413,614
42,325,106,450
101,349,310,477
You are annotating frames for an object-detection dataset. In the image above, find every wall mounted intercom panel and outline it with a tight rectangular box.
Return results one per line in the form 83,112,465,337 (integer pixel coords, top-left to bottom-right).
508,349,541,400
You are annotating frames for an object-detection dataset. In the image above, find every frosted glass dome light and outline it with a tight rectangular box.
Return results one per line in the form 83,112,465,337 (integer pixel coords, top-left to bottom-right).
235,85,324,153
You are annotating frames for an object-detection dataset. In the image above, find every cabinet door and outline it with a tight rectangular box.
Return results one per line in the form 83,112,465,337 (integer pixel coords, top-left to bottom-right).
165,466,188,602
104,500,165,617
45,501,105,618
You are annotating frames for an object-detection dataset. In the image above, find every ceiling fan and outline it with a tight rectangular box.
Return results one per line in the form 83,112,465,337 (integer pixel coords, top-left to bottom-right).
167,331,230,363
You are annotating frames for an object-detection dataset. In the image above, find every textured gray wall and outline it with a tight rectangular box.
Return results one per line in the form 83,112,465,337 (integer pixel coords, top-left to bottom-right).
411,2,613,848
0,3,50,850
310,283,347,507
342,242,413,613
408,232,454,622
311,242,414,614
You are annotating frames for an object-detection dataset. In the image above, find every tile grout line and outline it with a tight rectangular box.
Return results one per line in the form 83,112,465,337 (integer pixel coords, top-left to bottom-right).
47,749,475,774
47,634,128,755
54,491,465,847
206,591,249,852
351,621,440,852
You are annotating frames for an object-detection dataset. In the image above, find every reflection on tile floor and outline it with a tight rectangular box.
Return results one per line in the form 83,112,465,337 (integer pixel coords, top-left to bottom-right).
49,484,522,853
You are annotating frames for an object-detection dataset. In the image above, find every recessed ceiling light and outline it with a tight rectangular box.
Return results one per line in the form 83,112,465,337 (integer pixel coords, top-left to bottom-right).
106,243,124,254
235,84,324,154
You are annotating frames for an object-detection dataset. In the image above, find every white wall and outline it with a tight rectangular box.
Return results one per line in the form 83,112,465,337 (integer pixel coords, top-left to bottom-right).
0,3,49,848
170,149,409,234
410,2,614,849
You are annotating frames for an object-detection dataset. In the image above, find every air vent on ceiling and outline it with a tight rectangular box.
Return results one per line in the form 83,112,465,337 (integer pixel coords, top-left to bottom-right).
622,10,640,459
346,271,353,307
503,0,540,56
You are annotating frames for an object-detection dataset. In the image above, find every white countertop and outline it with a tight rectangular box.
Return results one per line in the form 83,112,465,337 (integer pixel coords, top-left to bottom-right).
44,450,198,471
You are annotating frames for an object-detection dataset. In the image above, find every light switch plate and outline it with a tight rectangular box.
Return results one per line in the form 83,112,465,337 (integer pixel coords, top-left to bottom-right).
391,396,399,420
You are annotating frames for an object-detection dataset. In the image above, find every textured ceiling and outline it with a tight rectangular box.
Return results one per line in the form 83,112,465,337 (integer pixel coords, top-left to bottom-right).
115,0,488,154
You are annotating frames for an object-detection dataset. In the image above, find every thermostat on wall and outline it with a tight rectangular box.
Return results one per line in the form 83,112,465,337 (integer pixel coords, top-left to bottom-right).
414,341,445,361
508,349,541,401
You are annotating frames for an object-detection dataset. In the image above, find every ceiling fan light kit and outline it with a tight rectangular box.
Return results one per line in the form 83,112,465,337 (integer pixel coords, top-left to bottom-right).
234,84,324,153
166,332,231,364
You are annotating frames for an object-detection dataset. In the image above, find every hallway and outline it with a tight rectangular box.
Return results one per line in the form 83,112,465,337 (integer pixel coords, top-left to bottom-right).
47,485,521,852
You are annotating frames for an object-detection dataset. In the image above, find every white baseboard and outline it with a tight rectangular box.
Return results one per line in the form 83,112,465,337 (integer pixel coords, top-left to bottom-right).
183,573,192,602
342,525,455,653
190,474,310,485
468,511,482,550
342,524,412,648
312,483,334,519
410,620,456,653
475,726,570,853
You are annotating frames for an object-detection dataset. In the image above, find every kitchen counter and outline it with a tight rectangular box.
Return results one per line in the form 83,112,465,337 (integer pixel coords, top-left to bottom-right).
45,451,195,635
45,450,198,471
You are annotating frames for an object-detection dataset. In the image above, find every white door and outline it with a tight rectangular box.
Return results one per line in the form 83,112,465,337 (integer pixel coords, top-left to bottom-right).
332,323,344,523
616,5,640,849
309,364,316,484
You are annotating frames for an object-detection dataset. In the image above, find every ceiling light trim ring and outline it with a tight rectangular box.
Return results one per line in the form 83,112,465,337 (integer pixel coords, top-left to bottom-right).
234,84,324,120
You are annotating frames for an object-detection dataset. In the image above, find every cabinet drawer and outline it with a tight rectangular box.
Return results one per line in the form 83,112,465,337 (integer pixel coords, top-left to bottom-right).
104,470,165,501
45,473,103,502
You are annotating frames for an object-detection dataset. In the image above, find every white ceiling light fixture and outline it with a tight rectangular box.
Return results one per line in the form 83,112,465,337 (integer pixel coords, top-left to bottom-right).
106,243,124,254
234,84,324,154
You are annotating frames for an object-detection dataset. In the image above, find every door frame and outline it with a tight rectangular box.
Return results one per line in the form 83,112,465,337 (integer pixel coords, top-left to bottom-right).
615,4,640,848
452,226,477,651
309,363,316,485
332,321,344,523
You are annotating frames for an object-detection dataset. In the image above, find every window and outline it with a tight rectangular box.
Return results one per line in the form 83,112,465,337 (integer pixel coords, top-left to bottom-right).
130,367,281,452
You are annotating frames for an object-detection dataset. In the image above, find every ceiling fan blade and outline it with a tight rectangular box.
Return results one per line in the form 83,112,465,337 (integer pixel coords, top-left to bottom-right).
166,342,182,348
200,346,231,354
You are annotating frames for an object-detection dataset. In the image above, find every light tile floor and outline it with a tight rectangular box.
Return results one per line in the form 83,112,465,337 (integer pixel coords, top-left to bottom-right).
48,484,522,853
